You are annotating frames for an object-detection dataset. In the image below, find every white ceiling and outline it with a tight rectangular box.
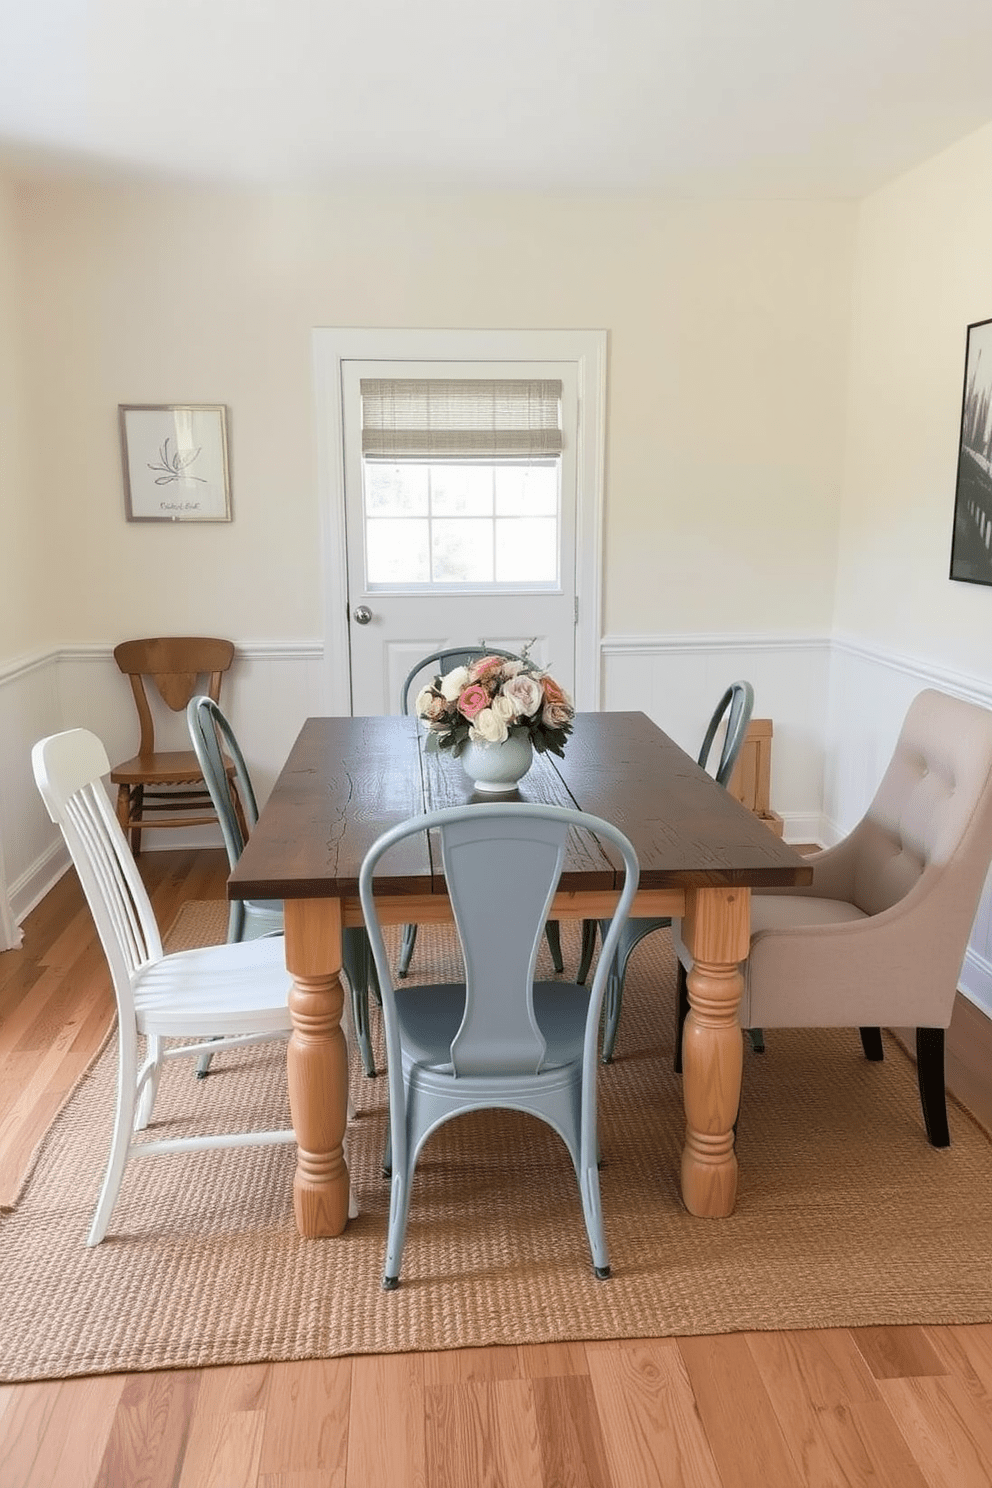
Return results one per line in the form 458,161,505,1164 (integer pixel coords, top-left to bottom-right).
3,0,992,197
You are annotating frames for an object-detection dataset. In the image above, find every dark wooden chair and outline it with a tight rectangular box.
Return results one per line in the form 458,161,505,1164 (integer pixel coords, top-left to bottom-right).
110,637,239,853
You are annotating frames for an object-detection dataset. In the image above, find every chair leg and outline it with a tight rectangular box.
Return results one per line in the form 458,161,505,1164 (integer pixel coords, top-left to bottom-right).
600,959,624,1064
578,1161,611,1279
226,899,246,945
397,922,417,979
382,1157,415,1290
196,1042,220,1078
544,919,564,974
916,1027,950,1148
130,785,143,855
674,960,689,1074
860,1026,884,1061
576,919,598,985
343,928,376,1078
135,1034,163,1130
116,782,142,856
88,1028,138,1246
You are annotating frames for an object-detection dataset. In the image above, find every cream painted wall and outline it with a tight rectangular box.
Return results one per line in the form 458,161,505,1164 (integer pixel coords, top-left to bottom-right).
834,119,992,681
12,181,857,649
0,174,44,658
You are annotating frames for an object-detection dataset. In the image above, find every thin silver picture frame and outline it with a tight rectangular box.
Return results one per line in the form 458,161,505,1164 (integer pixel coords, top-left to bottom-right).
120,404,232,523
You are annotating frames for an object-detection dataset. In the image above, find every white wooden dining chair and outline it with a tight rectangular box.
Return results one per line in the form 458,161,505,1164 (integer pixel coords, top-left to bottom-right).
33,728,308,1246
359,800,640,1289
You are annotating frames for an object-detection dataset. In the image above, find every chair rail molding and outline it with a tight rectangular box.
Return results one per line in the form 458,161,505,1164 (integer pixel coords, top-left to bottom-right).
830,633,992,709
600,630,831,656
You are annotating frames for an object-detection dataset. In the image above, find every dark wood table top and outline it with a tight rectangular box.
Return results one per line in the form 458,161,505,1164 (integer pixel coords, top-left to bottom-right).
229,711,813,903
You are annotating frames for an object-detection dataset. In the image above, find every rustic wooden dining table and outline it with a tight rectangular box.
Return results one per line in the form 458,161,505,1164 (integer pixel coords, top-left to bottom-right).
228,710,812,1239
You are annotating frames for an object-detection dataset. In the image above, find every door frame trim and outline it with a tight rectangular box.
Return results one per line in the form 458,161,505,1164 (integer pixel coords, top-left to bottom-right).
312,327,607,715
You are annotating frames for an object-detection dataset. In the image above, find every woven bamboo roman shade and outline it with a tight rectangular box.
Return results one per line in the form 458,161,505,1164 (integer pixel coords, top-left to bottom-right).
360,378,563,460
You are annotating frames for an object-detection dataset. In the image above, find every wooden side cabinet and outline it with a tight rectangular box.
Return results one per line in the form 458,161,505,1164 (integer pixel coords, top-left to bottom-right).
728,719,785,837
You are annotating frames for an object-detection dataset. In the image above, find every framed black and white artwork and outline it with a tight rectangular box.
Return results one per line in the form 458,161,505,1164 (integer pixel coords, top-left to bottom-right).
119,404,232,523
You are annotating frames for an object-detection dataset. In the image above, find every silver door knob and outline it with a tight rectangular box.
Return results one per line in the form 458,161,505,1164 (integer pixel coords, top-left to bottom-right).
353,605,373,625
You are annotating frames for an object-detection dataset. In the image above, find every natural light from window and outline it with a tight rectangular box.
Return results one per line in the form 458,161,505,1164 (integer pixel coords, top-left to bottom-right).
363,460,560,588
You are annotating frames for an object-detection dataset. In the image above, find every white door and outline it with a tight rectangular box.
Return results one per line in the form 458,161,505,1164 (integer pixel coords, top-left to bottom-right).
341,358,580,716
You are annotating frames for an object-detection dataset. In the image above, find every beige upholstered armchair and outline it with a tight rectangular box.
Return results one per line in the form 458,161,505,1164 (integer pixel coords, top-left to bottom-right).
675,689,992,1147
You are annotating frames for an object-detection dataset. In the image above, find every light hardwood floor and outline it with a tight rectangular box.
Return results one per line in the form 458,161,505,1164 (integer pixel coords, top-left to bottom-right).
3,849,992,1487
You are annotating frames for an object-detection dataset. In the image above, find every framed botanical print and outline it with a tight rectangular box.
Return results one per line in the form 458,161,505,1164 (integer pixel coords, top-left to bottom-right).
120,404,232,522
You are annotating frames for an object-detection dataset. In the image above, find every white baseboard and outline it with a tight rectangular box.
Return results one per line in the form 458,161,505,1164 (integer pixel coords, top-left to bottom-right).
961,948,992,1018
780,811,826,846
10,838,70,925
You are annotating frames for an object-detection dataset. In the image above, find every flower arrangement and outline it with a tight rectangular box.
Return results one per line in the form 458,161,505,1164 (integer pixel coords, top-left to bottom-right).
415,651,575,758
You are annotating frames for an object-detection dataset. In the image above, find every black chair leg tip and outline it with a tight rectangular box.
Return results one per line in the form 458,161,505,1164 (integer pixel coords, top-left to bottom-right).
196,1071,209,1080
382,1274,400,1291
594,1265,611,1280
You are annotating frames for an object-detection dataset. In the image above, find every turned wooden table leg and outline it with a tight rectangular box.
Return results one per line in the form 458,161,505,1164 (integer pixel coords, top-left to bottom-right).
284,896,351,1237
679,886,750,1218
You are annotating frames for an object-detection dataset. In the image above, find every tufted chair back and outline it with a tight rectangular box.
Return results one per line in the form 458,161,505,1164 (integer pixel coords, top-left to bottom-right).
741,688,992,1035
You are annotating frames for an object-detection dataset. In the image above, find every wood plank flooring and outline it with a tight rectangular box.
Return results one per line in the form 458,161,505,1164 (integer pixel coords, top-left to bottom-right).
3,849,992,1487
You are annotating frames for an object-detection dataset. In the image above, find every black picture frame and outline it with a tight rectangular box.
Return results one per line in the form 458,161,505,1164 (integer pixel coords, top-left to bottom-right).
950,317,992,585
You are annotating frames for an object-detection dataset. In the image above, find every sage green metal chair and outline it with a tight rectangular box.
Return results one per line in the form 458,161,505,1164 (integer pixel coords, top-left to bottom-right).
397,646,565,979
359,801,640,1289
576,681,755,1065
187,696,379,1077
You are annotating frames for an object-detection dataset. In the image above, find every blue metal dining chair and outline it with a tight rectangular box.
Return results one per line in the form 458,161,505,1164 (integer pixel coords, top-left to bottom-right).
397,645,566,978
576,681,755,1065
359,801,640,1290
187,695,379,1078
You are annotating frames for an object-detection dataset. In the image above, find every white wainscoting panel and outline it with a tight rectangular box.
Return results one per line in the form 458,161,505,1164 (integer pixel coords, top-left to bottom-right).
601,632,831,844
0,651,67,922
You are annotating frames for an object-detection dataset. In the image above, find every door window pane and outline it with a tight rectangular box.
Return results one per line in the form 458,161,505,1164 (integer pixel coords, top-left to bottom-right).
494,464,558,516
367,518,430,583
430,465,493,517
365,463,428,516
432,518,494,583
495,517,558,583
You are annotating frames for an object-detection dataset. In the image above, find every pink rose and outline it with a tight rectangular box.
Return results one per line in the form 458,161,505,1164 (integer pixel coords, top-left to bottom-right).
540,674,570,708
468,655,507,685
458,683,489,719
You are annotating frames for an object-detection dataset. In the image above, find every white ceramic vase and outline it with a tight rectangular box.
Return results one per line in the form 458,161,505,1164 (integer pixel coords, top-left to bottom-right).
460,733,534,793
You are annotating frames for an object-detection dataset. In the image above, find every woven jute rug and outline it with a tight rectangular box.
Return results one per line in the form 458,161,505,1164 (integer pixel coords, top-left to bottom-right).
0,901,216,1213
4,906,992,1383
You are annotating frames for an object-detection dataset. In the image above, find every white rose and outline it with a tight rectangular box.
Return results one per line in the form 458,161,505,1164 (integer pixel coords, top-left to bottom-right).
491,694,517,723
414,686,434,717
439,666,469,701
502,673,544,717
470,707,509,743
